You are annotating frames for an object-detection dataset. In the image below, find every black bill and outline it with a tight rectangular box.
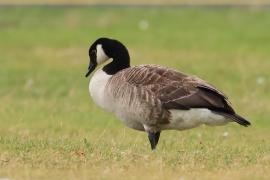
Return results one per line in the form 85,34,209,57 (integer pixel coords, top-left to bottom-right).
85,63,97,77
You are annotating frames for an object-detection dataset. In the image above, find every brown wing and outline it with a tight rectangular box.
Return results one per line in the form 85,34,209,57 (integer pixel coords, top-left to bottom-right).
112,65,250,127
122,65,234,114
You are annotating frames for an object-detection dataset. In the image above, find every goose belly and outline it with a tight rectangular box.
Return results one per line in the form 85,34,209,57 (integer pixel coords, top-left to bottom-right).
161,108,229,130
112,101,147,131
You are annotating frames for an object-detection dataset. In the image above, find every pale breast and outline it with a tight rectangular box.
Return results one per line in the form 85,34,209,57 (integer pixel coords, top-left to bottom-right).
89,68,147,131
89,69,113,111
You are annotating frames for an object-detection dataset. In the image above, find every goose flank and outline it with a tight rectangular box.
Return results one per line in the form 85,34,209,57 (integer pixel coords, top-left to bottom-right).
85,37,251,150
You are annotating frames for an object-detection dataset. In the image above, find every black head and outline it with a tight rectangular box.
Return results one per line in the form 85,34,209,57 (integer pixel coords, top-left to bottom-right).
85,37,130,77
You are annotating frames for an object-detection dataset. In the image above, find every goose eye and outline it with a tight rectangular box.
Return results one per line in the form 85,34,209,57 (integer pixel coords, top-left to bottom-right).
90,50,96,55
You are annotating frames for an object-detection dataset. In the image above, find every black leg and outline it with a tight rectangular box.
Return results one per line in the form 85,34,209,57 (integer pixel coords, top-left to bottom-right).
155,131,160,146
148,131,161,150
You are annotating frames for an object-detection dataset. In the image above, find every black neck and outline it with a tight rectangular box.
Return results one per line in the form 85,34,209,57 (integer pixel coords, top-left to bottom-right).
102,42,130,75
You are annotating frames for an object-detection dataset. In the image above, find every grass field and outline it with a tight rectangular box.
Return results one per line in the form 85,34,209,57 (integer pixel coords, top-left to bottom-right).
0,0,269,5
0,6,270,179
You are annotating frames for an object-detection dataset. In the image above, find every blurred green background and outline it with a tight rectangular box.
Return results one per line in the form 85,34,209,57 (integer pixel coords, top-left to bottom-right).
0,2,270,180
0,0,269,5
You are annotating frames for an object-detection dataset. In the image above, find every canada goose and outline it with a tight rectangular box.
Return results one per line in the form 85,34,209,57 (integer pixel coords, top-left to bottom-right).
85,37,251,150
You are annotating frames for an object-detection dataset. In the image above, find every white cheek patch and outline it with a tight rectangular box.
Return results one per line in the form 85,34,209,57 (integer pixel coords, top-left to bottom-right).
96,44,109,64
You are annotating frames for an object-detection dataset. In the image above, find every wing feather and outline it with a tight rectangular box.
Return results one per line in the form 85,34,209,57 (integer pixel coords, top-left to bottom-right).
109,65,248,126
117,65,234,113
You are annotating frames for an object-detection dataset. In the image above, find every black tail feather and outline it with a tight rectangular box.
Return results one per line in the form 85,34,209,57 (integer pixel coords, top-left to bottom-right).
230,113,251,127
214,112,251,127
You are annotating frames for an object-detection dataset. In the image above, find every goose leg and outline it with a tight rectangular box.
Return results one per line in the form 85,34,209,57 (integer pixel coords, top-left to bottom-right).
148,131,161,150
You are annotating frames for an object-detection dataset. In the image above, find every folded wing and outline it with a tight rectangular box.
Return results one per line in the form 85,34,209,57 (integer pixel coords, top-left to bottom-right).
116,65,250,126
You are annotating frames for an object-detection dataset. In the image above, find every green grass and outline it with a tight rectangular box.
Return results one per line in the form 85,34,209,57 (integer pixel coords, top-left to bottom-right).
0,0,269,5
0,6,270,179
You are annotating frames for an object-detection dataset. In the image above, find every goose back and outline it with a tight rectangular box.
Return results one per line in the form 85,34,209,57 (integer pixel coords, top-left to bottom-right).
105,65,235,127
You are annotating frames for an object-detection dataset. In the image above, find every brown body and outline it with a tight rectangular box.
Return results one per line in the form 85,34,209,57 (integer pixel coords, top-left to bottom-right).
102,65,250,132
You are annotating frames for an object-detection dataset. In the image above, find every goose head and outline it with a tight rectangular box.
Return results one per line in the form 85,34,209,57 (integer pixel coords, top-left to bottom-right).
85,38,130,77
